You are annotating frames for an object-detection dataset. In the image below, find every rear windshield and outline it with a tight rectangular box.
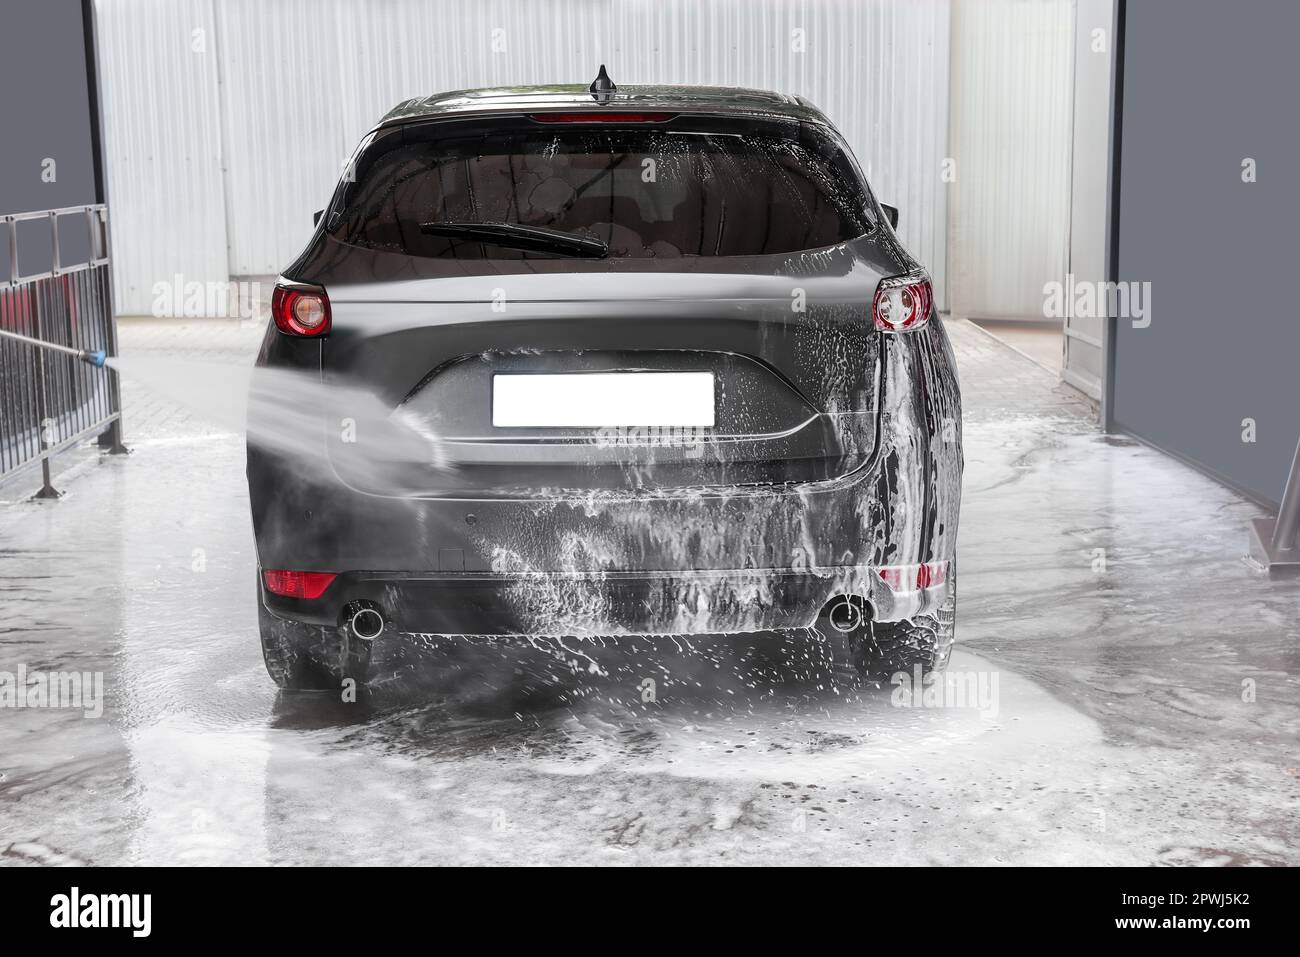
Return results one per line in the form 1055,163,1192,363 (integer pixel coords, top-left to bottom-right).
328,118,875,259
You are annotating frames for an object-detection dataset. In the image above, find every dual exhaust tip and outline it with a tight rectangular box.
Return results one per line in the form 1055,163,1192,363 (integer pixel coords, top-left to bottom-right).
347,594,869,641
343,595,878,641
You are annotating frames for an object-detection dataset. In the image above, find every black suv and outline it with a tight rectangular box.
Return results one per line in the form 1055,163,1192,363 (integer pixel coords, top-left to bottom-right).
247,74,962,690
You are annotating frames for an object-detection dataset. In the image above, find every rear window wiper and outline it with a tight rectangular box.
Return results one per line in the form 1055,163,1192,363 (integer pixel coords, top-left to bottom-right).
419,221,609,258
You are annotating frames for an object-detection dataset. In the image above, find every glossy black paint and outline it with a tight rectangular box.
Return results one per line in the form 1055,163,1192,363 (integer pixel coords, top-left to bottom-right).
247,84,962,640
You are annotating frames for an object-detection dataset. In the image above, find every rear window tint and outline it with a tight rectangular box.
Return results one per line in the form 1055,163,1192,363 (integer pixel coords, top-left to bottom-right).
329,120,875,259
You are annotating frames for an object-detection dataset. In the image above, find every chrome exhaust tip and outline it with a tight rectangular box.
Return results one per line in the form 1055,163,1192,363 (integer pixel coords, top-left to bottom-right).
347,604,385,641
825,595,870,634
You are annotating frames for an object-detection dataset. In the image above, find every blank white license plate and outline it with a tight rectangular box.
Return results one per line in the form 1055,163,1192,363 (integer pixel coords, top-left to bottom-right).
492,372,715,428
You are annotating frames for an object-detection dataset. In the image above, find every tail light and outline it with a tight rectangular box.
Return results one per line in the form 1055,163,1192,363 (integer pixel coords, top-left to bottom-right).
528,112,675,123
877,561,948,593
916,561,948,589
271,281,331,337
263,569,337,599
872,272,933,332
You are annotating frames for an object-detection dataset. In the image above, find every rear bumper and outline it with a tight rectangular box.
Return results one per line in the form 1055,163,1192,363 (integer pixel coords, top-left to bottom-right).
261,565,954,636
249,320,963,637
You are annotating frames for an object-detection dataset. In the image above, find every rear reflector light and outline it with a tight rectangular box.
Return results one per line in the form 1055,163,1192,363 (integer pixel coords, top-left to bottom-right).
916,561,948,589
271,282,331,337
877,561,949,593
528,112,675,123
872,272,934,332
263,570,337,600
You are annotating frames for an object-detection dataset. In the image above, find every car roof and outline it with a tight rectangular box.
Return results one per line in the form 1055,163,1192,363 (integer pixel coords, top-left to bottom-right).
377,84,830,130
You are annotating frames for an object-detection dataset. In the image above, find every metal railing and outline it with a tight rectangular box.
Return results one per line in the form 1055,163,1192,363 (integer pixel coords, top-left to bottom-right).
0,204,126,498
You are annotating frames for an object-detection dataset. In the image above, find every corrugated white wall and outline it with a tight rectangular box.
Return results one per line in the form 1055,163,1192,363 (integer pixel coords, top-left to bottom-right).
96,0,951,315
95,0,229,316
948,0,1075,320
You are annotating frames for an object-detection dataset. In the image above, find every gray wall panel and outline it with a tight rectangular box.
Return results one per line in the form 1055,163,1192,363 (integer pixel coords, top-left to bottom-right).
1112,0,1300,505
0,0,97,219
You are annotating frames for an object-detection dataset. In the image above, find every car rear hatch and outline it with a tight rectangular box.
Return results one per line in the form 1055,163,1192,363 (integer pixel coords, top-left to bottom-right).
320,268,881,496
297,108,899,497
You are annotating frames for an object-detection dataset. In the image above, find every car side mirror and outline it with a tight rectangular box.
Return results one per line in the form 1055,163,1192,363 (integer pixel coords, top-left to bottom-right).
881,204,899,230
313,209,324,227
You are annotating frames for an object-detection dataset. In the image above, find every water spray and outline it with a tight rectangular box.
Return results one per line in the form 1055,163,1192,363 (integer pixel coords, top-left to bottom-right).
0,327,107,367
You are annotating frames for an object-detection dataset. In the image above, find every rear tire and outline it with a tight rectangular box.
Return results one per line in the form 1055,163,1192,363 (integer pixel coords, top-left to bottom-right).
852,614,953,683
823,573,956,687
256,581,372,691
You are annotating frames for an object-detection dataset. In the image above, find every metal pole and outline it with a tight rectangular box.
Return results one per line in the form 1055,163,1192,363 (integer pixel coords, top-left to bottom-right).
49,209,61,276
93,208,127,454
31,279,61,500
83,1,128,458
1270,439,1300,551
5,216,16,285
